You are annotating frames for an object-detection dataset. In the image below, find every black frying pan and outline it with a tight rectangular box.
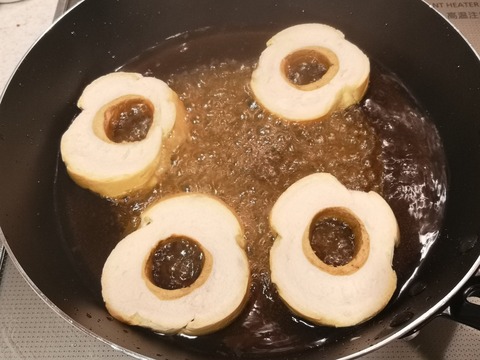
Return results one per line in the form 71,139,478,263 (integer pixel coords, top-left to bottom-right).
0,0,479,359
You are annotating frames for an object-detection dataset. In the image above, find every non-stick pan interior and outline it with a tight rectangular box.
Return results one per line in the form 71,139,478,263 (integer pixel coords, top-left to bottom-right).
0,0,479,359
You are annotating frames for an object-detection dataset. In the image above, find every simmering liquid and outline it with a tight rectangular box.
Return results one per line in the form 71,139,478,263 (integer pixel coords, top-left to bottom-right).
55,29,447,357
310,217,356,267
148,236,205,290
104,97,154,143
158,59,382,279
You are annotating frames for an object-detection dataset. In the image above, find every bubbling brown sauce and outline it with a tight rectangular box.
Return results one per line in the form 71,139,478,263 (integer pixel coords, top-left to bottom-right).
147,236,205,290
55,29,447,358
103,96,154,143
284,49,332,86
156,60,382,280
310,216,356,267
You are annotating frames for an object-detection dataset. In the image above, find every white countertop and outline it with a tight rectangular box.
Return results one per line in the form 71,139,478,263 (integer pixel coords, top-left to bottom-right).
0,0,58,94
0,0,479,359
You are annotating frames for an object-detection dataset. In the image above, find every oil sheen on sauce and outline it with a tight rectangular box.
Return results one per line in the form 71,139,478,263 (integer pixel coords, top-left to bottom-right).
55,29,447,357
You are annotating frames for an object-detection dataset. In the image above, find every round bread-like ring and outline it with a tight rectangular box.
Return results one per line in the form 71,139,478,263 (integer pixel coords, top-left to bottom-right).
269,173,399,327
251,23,370,121
60,72,184,198
101,193,250,335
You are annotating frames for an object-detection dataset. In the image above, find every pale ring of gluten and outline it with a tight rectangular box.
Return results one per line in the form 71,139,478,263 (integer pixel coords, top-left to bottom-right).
101,193,250,335
251,23,370,121
60,72,183,198
269,173,399,327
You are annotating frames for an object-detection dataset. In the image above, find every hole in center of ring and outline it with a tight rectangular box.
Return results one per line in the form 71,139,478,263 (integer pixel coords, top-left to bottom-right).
103,95,154,143
308,207,363,267
281,47,339,91
146,235,205,290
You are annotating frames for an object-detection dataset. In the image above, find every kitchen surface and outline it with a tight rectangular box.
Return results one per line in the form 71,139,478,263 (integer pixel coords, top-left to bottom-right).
1,0,480,359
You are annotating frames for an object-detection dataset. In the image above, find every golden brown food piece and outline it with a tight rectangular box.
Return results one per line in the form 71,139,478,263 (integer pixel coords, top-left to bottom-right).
101,193,250,335
60,72,185,198
270,173,399,327
251,23,370,121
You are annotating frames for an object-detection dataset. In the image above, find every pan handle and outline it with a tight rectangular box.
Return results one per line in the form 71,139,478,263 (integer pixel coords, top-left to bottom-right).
443,268,480,331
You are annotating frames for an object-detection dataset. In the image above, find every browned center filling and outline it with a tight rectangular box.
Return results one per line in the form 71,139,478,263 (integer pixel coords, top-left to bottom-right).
309,212,357,267
283,49,332,86
104,97,154,143
147,236,205,290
